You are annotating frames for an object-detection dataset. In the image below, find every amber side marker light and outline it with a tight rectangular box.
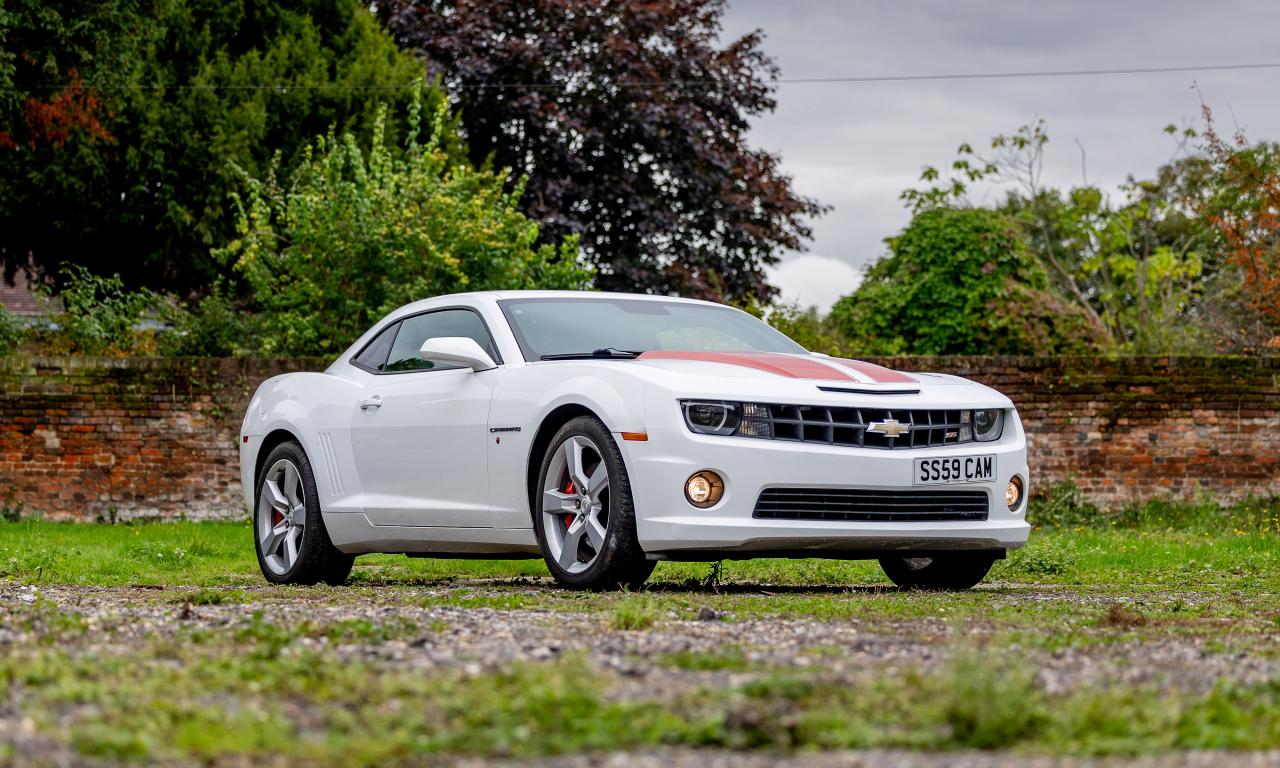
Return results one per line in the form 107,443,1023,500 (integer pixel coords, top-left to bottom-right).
1006,475,1025,512
685,470,725,508
620,432,648,442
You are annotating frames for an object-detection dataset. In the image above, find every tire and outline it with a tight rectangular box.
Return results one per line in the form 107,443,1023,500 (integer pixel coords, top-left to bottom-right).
253,440,354,586
533,416,656,590
878,552,999,591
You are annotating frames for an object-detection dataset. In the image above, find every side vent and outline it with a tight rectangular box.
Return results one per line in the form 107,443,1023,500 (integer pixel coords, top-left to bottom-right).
317,432,344,497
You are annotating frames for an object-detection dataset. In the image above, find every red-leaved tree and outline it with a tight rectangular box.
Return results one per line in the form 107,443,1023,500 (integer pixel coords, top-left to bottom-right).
1199,105,1280,348
380,0,826,303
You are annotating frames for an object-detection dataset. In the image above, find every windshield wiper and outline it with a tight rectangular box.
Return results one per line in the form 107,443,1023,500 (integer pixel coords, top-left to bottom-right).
539,347,644,361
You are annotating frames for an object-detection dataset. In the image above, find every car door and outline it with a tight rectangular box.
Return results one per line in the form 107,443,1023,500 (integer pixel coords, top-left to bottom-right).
348,307,502,528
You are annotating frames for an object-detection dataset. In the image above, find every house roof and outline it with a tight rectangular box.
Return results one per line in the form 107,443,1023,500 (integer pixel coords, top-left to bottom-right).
0,271,54,317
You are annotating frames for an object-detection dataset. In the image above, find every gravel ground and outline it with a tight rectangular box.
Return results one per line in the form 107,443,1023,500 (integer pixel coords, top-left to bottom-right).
453,748,1280,768
8,583,1278,696
4,582,1279,767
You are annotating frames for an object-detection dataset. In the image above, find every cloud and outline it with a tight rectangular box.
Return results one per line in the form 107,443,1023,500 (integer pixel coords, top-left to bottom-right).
723,0,1280,312
768,254,862,312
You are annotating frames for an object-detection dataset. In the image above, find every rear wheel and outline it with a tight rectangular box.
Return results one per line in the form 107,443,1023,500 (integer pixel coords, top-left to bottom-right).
534,416,655,590
254,441,354,586
879,552,998,590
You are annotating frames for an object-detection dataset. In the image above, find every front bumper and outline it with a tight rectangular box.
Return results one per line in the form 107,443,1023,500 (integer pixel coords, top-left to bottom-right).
622,399,1031,558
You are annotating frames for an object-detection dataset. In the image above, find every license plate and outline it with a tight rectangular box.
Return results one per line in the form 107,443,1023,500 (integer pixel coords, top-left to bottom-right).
913,455,994,485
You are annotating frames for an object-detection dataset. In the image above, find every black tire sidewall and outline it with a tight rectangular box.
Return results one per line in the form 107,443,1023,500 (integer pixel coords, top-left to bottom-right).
253,440,351,585
879,552,997,591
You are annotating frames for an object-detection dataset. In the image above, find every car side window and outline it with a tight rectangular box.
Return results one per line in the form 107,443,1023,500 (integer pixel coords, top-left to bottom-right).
383,309,500,373
352,322,400,372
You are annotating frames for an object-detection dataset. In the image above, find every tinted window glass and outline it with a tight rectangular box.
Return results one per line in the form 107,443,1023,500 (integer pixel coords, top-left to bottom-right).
384,309,498,372
499,298,806,360
352,322,399,371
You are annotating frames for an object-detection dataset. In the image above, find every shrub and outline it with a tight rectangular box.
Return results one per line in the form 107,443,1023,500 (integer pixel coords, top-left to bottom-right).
221,85,593,357
0,305,24,354
766,302,850,355
157,282,257,357
829,208,1107,355
1027,480,1102,529
1000,541,1077,578
34,266,160,355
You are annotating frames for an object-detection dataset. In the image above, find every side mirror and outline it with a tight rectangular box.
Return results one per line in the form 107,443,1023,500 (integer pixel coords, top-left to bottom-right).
418,337,497,372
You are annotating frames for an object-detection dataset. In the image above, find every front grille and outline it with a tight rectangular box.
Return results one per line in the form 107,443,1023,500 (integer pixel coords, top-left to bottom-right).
739,404,976,449
753,488,990,522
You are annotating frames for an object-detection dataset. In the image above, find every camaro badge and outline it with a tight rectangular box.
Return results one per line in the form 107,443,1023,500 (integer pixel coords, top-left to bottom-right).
868,419,910,437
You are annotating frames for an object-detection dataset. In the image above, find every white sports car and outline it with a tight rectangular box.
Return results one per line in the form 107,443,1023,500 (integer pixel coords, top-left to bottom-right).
240,291,1030,590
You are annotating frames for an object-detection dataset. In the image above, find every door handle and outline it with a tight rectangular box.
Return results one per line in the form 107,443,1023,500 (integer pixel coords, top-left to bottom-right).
359,396,383,410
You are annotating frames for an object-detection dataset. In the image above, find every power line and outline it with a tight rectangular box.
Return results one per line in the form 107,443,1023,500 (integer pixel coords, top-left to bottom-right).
18,62,1280,91
769,62,1280,85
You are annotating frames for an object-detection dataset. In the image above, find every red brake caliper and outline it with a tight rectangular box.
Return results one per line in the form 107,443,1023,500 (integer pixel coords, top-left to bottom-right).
563,480,576,527
273,508,284,526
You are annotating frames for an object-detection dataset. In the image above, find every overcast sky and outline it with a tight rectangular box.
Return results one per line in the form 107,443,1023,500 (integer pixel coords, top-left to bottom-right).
719,0,1280,311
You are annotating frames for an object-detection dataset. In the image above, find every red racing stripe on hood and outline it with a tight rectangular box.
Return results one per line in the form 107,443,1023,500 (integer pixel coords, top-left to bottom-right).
827,358,918,384
637,351,855,381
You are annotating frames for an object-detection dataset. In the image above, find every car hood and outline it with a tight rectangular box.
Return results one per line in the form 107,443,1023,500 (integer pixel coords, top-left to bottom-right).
619,351,1012,410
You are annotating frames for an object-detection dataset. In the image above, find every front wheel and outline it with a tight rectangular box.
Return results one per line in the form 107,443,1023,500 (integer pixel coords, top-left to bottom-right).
879,552,999,590
254,441,354,586
534,416,655,590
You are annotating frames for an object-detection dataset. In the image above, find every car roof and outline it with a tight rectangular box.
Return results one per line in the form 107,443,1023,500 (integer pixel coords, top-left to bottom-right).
390,290,728,317
477,290,719,305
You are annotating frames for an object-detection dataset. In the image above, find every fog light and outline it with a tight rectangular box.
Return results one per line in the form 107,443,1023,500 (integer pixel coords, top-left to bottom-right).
1006,475,1025,511
685,471,724,508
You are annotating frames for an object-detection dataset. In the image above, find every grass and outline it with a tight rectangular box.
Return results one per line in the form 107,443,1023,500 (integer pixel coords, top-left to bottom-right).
1,491,1278,763
3,634,1278,763
609,592,662,630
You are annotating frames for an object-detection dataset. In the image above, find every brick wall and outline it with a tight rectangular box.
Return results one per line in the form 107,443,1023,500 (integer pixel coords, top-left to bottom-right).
1,355,1277,520
870,356,1280,507
0,357,323,521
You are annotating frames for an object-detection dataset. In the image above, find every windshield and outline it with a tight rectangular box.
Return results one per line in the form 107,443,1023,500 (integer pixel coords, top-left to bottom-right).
499,297,808,360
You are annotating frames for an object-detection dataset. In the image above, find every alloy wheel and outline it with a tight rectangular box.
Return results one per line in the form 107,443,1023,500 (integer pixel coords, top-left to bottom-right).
258,458,307,575
541,435,610,574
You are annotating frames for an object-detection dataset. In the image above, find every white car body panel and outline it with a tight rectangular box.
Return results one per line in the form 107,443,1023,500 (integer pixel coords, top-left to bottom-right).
239,290,1031,560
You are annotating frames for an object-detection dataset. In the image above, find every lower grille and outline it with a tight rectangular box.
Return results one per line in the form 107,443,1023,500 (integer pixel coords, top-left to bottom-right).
753,488,989,522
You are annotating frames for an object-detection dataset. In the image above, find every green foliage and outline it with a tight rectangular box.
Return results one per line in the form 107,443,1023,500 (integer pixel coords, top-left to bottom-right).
1001,179,1214,354
938,656,1047,748
1,0,457,294
382,0,825,304
765,302,851,356
829,208,1104,355
609,593,660,631
1030,480,1279,535
1028,480,1103,529
223,90,591,356
898,120,1224,354
34,266,161,355
157,282,257,357
0,304,23,354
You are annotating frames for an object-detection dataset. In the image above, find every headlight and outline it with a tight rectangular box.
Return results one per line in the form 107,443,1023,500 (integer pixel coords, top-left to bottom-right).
682,401,741,435
973,409,1004,442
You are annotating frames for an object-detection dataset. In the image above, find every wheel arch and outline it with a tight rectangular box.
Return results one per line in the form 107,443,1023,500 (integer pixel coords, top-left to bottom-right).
255,428,304,493
525,403,602,523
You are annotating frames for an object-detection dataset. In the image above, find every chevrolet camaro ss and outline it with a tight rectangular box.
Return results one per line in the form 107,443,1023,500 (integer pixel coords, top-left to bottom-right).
240,291,1030,590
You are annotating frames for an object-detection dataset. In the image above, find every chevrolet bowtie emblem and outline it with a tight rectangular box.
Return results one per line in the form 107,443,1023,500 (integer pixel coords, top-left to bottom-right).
868,419,910,437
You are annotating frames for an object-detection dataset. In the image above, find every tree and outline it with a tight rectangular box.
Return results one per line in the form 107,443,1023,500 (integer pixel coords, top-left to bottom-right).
1196,106,1280,351
0,0,455,293
222,93,591,356
766,302,851,356
829,208,1106,355
902,121,1219,354
380,0,824,304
